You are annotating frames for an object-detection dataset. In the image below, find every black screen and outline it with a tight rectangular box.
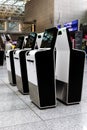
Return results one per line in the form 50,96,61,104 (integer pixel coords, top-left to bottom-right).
16,36,24,49
24,32,37,49
40,27,58,50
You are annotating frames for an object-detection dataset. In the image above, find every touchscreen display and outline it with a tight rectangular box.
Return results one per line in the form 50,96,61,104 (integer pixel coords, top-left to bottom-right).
16,36,24,49
24,32,37,49
40,27,58,50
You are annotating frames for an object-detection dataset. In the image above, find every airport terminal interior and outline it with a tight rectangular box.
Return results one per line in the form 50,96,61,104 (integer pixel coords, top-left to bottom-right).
0,0,87,130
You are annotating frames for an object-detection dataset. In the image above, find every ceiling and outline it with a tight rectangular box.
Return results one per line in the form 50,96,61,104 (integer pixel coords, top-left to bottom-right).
0,0,29,19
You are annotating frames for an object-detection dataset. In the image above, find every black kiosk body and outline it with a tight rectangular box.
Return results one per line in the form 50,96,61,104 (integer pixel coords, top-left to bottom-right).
0,50,4,66
26,27,58,108
6,50,16,85
55,28,85,104
14,32,37,94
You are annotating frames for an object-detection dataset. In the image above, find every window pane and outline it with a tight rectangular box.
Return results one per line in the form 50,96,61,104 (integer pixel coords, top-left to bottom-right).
8,21,19,32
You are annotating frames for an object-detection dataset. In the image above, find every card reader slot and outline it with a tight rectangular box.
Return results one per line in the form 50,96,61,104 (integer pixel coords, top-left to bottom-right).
6,56,9,58
14,57,19,60
27,59,34,63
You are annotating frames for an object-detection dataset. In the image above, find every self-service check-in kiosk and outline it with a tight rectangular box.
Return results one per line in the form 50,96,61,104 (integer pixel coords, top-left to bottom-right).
14,32,37,94
6,50,16,85
55,28,85,104
26,27,58,108
6,36,24,85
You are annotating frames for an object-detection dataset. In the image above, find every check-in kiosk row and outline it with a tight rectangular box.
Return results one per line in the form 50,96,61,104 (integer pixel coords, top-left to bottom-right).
55,28,85,104
6,27,85,109
6,32,43,87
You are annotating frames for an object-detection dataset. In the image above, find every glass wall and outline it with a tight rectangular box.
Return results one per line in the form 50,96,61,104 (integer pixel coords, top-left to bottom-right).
0,20,32,33
7,21,19,32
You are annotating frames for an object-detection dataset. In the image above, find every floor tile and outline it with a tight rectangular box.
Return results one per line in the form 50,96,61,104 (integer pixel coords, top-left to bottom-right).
0,109,41,128
45,113,87,130
0,121,49,130
31,99,87,120
0,96,28,112
0,82,28,112
8,84,36,108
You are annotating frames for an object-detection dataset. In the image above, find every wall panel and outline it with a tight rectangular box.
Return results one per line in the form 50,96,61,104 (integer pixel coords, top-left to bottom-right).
25,0,54,32
25,0,87,32
54,0,87,27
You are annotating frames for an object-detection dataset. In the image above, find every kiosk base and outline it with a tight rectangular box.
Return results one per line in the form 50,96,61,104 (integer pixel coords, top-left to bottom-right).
14,50,29,94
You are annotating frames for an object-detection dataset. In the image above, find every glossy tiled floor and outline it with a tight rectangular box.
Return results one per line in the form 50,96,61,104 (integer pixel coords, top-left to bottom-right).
0,58,87,130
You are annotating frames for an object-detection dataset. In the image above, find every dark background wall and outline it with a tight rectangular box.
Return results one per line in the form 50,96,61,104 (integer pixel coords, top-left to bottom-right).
25,0,87,32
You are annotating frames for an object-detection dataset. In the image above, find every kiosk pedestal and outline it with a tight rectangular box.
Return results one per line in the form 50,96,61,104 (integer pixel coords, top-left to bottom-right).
26,49,56,108
6,50,16,85
14,49,30,94
55,28,85,104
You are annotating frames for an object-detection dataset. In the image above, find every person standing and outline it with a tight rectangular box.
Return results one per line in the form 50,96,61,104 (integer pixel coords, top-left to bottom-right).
5,35,13,51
